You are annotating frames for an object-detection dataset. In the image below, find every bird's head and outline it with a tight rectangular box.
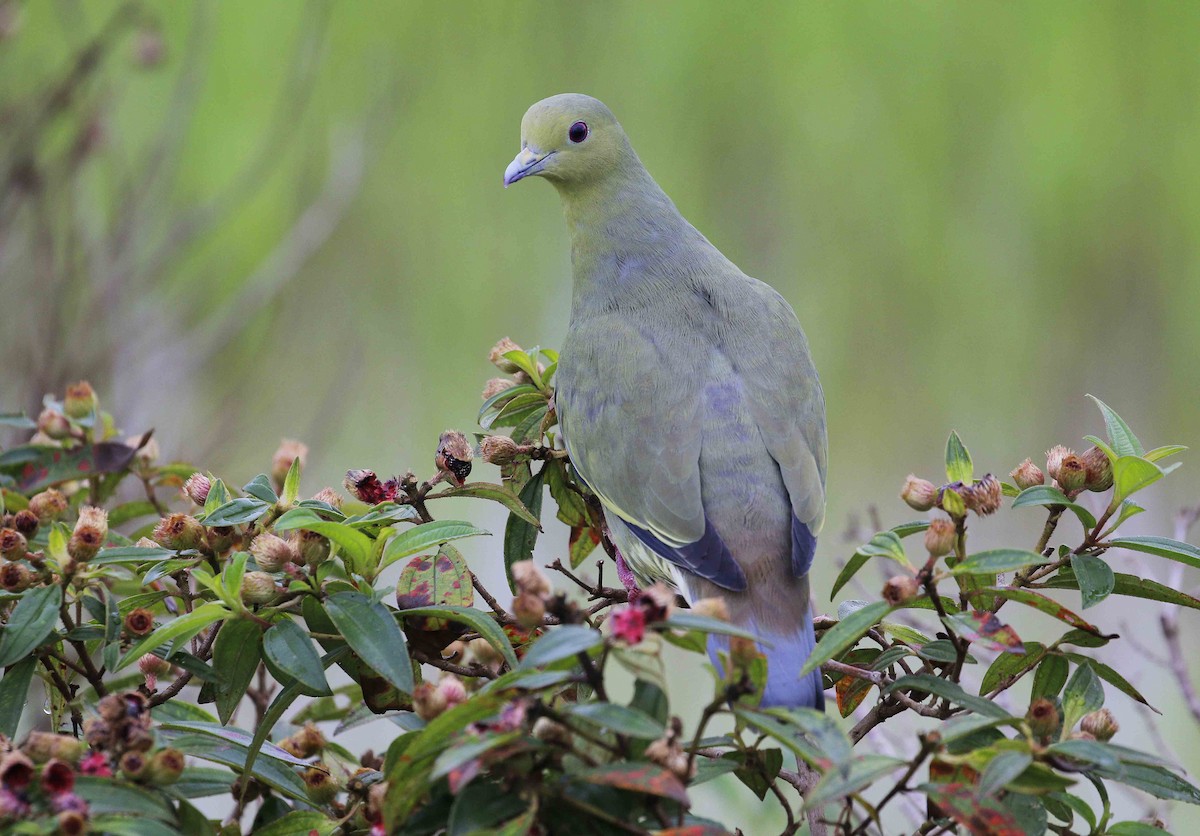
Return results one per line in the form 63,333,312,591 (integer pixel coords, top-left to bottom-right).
503,94,631,191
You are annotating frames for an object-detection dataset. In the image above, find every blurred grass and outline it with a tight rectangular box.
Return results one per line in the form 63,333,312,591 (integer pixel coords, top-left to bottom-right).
4,2,1200,830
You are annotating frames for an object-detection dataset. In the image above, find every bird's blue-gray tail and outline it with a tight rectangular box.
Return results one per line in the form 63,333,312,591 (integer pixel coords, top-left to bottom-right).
708,613,825,710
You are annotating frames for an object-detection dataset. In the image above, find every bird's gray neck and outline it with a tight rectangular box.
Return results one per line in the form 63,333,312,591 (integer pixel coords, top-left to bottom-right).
555,161,709,317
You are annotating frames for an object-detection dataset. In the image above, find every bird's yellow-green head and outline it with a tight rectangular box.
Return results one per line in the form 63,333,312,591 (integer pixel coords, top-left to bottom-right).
503,94,634,191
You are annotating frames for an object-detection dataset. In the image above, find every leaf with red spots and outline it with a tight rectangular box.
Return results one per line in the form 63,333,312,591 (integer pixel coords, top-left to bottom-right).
835,672,875,718
944,610,1025,654
922,783,1023,836
577,763,690,806
970,587,1115,639
0,433,150,493
395,544,474,639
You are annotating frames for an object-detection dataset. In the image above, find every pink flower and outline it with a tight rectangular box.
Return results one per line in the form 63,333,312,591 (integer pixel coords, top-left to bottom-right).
79,751,112,778
610,605,647,644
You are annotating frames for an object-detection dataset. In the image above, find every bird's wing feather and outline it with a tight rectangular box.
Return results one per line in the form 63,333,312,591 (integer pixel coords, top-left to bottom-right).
557,315,747,591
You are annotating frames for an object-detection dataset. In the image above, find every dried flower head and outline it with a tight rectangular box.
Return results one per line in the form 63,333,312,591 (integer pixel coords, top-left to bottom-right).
249,533,297,573
28,488,68,522
63,381,97,419
1010,458,1045,490
0,750,34,790
0,528,27,562
488,337,524,373
1056,454,1087,493
271,439,308,491
965,474,1002,516
510,560,552,599
900,475,937,512
0,563,32,593
40,759,75,795
56,810,88,836
302,766,338,804
882,575,920,606
119,751,147,781
435,430,473,487
1045,446,1075,482
1080,446,1114,492
1026,698,1060,739
284,724,326,759
924,518,956,558
512,591,546,628
481,377,517,401
182,473,211,506
152,514,204,551
343,469,397,505
68,506,108,561
13,509,38,538
147,748,185,785
124,608,155,637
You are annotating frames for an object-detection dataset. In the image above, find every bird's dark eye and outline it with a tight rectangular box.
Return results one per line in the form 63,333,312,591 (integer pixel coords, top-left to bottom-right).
568,121,589,143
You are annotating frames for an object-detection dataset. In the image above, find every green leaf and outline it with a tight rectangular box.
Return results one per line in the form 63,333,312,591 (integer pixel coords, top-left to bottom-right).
503,465,545,592
107,500,159,527
202,497,271,526
252,812,339,836
1012,485,1097,529
263,618,330,696
832,526,923,597
980,643,1045,695
1045,739,1120,772
1112,456,1164,502
0,585,62,667
1061,663,1104,731
519,624,602,669
324,591,413,694
885,674,1010,719
157,731,308,802
1109,535,1200,570
397,605,518,670
979,751,1033,797
429,482,541,527
1095,762,1200,804
1144,445,1187,463
379,519,492,573
800,601,891,678
1044,568,1200,610
1062,653,1157,712
1087,395,1144,457
1070,554,1115,609
1106,823,1173,835
211,618,263,725
75,775,175,820
564,702,665,739
0,657,36,737
807,755,906,807
945,431,973,483
156,721,309,767
92,545,177,565
972,587,1110,637
273,508,374,575
736,706,853,766
242,473,278,504
116,602,229,671
950,548,1049,576
1032,655,1070,701
281,457,302,506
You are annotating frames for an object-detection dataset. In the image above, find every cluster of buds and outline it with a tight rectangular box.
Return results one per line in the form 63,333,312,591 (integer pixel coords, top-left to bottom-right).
1043,445,1112,496
510,560,553,628
82,693,183,786
412,674,468,722
0,748,90,833
901,474,1000,518
644,717,694,780
609,582,676,644
433,430,473,487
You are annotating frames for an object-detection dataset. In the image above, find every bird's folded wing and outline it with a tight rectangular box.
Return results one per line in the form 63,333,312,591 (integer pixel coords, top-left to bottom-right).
557,321,747,591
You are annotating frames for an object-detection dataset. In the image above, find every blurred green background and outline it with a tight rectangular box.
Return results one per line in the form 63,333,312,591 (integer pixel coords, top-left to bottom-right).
3,1,1200,831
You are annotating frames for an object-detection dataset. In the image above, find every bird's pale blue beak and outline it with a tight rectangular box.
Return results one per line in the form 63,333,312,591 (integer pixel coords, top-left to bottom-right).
504,147,553,187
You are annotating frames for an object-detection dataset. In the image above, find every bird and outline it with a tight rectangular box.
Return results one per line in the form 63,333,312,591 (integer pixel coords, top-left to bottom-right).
503,94,827,709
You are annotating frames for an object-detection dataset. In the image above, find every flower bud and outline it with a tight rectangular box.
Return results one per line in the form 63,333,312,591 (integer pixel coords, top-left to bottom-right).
900,475,937,512
435,674,467,712
692,597,730,622
0,750,34,790
1026,698,1060,739
1045,446,1075,482
412,682,449,721
488,337,524,373
182,473,211,506
249,533,297,572
29,489,68,522
1010,459,1045,490
124,608,155,637
119,751,147,781
481,377,516,401
1080,446,1114,493
965,474,1002,517
310,487,343,509
21,732,85,764
146,748,185,785
63,381,97,419
37,408,72,440
479,435,523,466
152,514,204,551
1080,708,1118,741
56,810,88,836
466,637,503,669
68,506,108,561
40,758,76,795
302,767,339,805
512,591,546,628
511,560,552,599
924,519,956,557
609,605,647,644
435,430,473,487
882,575,920,606
296,530,330,568
138,655,171,678
271,439,308,492
283,724,326,758
0,528,26,561
1056,455,1087,493
0,563,32,593
241,572,278,605
205,526,235,556
13,509,39,538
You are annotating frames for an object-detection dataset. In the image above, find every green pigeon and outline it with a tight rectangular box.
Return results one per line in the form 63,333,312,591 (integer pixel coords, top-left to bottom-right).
504,94,827,708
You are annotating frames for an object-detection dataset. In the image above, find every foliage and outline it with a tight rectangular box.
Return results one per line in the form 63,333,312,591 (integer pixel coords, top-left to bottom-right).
0,352,1195,835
